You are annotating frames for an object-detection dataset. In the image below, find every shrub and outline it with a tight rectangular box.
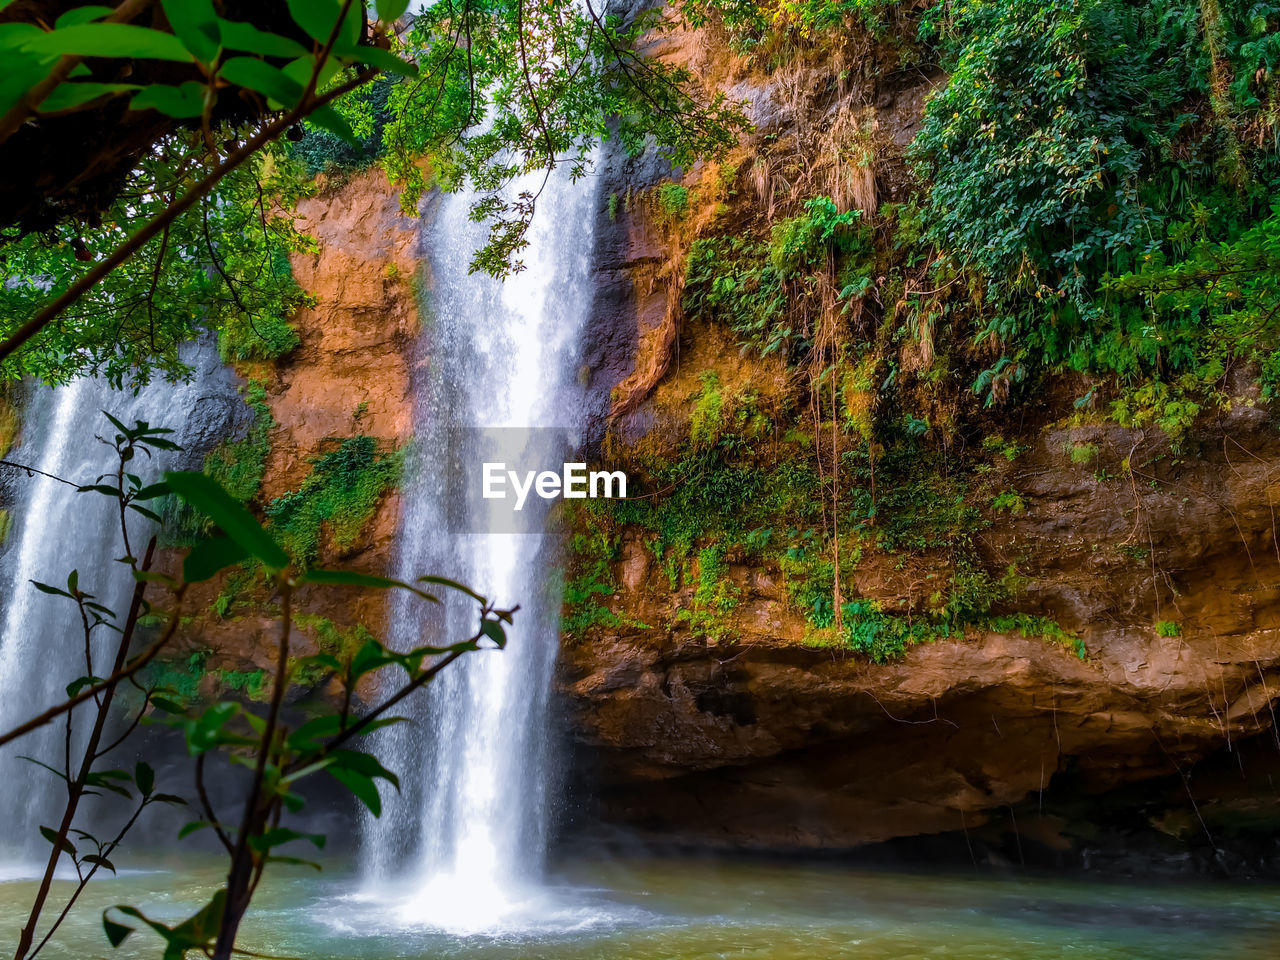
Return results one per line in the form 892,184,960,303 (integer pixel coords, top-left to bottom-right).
266,435,402,564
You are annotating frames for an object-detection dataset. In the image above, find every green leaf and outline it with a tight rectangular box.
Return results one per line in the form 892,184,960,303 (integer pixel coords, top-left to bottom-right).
480,618,507,648
128,503,163,522
150,696,186,715
132,482,171,501
30,580,72,598
219,56,304,109
22,23,195,62
307,103,358,145
166,472,289,570
374,0,413,23
284,0,344,43
216,18,307,59
37,81,139,112
161,0,220,63
81,853,117,874
417,575,486,604
330,749,399,790
183,701,241,755
285,714,341,751
103,912,133,948
151,793,188,805
248,827,326,852
54,5,112,27
39,826,75,855
85,769,133,799
328,767,380,816
183,535,250,583
20,756,69,783
135,761,155,798
348,640,397,679
178,820,210,839
66,675,102,698
130,81,206,118
77,483,121,497
299,568,438,601
358,46,417,78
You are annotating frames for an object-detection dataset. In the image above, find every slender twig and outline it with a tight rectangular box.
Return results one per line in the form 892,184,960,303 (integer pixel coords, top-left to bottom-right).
195,753,233,854
211,582,293,959
13,538,157,960
0,460,80,487
27,795,151,960
0,584,187,750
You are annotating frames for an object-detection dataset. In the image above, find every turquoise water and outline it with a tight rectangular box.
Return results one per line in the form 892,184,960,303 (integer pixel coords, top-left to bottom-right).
3,854,1278,959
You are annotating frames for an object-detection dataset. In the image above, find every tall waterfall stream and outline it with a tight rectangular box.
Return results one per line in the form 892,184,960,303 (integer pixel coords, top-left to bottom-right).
357,154,601,931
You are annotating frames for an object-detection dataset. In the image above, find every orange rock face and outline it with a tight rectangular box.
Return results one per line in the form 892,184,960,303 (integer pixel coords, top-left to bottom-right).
264,167,420,500
175,167,422,683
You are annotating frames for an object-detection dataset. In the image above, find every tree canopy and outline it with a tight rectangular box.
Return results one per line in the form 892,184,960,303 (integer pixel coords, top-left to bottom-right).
0,0,747,385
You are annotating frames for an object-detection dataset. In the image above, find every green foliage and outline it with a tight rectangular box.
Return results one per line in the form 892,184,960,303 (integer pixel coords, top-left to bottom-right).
207,382,274,503
0,0,745,385
141,651,209,706
1156,619,1182,637
845,445,985,551
684,197,870,361
288,77,396,176
216,248,304,362
0,391,16,459
561,503,650,634
218,668,268,701
266,436,402,565
837,599,952,663
990,489,1025,514
689,372,727,452
779,533,836,626
682,0,908,64
768,196,862,277
677,542,739,640
655,183,691,225
910,0,1280,411
1069,442,1100,465
684,234,789,356
1,149,315,386
987,613,1087,658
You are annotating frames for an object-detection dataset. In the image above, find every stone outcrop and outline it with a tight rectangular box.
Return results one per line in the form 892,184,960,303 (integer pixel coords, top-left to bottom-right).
556,392,1280,854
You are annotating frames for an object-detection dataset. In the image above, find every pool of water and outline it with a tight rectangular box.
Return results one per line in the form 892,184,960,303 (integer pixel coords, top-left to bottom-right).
3,854,1278,959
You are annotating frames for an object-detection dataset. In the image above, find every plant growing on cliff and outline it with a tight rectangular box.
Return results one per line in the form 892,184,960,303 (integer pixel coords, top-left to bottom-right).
266,434,403,563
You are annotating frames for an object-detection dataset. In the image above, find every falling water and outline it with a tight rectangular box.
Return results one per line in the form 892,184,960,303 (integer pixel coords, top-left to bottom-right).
360,157,601,929
0,365,210,872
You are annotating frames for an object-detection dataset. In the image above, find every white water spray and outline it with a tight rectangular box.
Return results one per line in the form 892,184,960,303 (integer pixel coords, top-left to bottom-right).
0,371,205,868
360,157,601,931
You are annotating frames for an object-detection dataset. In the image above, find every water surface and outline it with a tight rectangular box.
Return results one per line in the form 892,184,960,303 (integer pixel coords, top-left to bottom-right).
4,855,1276,959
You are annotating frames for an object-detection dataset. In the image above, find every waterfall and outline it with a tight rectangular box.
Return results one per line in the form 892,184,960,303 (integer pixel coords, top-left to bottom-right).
360,159,601,929
0,360,215,871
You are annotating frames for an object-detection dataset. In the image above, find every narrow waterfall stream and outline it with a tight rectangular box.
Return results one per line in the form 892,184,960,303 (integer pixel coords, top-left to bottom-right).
359,162,600,931
0,362,213,873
